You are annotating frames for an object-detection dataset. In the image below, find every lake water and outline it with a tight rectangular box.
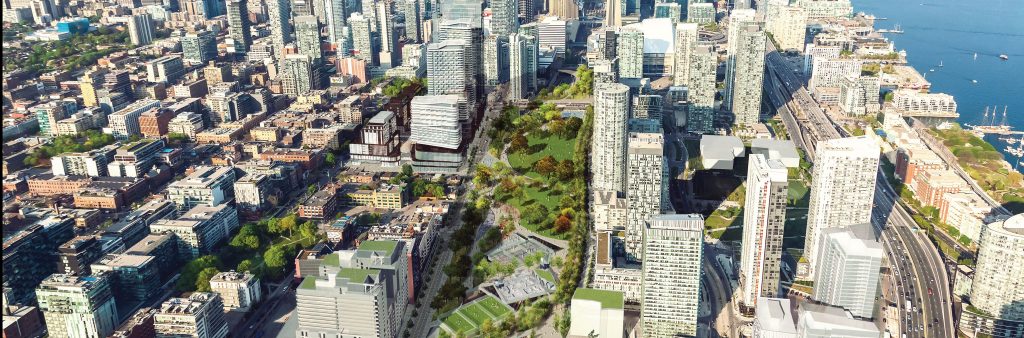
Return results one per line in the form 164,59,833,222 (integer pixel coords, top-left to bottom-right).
853,0,1024,167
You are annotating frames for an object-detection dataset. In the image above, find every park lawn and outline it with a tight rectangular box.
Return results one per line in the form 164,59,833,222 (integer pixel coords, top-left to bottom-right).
507,133,577,171
443,312,477,334
478,296,512,318
460,304,494,326
507,181,571,240
788,180,809,206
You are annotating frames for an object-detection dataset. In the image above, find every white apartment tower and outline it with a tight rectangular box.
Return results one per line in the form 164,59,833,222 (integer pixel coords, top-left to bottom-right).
804,136,878,277
673,23,699,87
127,13,154,46
154,293,229,338
617,27,644,79
410,95,465,150
725,14,766,126
509,32,538,100
740,154,789,311
766,4,807,52
687,44,718,134
591,83,631,194
625,133,666,262
970,214,1024,322
812,223,883,319
641,214,704,337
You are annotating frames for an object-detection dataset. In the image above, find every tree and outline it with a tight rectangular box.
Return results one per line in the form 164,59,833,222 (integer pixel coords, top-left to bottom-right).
564,117,583,138
279,214,299,236
299,221,318,240
556,159,575,180
509,134,530,153
522,204,549,226
402,164,414,177
534,156,558,175
230,233,260,251
195,267,220,292
263,246,289,279
267,217,282,234
237,259,254,273
176,255,222,292
325,153,336,167
554,214,572,233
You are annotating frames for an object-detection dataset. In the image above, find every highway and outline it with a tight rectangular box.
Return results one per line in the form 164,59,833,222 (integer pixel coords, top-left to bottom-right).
764,42,954,337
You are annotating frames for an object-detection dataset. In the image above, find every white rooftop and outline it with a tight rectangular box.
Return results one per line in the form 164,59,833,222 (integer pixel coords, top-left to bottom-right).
625,18,675,54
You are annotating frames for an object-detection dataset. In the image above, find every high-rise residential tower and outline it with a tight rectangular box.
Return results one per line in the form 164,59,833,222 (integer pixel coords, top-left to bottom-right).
641,214,704,337
725,15,766,125
281,54,315,96
765,4,807,52
686,43,718,134
226,0,252,53
182,30,217,65
491,0,518,38
295,15,323,61
673,22,698,87
812,223,883,319
591,83,630,194
127,13,154,46
616,27,643,79
509,32,538,99
740,154,789,312
266,0,294,60
625,133,666,262
349,12,377,65
970,214,1024,322
804,136,879,278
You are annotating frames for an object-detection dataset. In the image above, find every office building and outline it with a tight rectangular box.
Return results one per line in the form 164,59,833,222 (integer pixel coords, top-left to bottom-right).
804,136,878,277
295,241,408,338
654,3,681,22
687,2,714,23
281,54,315,97
33,103,67,136
725,13,766,125
166,166,237,210
687,44,718,134
796,303,880,337
673,23,698,87
146,56,185,83
809,58,863,101
538,16,567,55
740,154,789,312
57,236,104,276
812,223,883,319
403,0,421,42
209,271,262,311
127,13,154,46
970,214,1024,322
51,148,114,177
410,95,464,150
377,1,399,68
603,0,623,26
182,30,217,65
427,39,474,126
154,293,228,338
509,32,538,100
617,27,643,79
226,0,252,53
323,0,347,45
569,289,625,338
766,4,807,52
591,83,630,194
36,274,119,338
641,214,704,337
491,0,518,38
752,297,798,337
89,254,161,305
106,99,162,141
625,133,666,262
150,204,238,259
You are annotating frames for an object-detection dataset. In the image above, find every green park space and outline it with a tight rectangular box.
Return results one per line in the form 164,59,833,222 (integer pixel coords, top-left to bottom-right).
930,126,1024,213
441,295,514,335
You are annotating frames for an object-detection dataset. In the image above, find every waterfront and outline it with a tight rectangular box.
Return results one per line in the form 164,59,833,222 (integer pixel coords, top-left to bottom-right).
856,0,1024,168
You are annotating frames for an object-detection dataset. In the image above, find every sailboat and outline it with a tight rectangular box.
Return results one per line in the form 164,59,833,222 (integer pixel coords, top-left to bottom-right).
938,60,944,67
974,52,978,60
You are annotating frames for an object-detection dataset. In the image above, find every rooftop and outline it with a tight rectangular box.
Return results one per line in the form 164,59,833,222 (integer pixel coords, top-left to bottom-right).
336,267,381,284
357,240,399,256
573,288,624,309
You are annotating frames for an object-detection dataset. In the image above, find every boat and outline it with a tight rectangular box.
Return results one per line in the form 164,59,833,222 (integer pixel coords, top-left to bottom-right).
929,68,935,72
974,53,978,60
938,60,944,67
1000,54,1010,60
972,79,978,84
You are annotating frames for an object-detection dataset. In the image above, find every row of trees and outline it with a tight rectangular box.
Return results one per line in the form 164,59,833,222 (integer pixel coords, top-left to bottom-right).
431,196,488,313
23,130,117,166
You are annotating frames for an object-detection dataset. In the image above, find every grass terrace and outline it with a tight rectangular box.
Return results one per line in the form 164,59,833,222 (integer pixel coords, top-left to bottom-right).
440,295,514,335
573,288,625,309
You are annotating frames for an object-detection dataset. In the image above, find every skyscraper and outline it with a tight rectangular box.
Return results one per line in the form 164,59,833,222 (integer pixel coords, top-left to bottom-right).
673,22,698,87
641,214,704,337
625,133,666,262
491,0,518,38
36,273,119,338
508,32,538,99
403,0,422,42
436,19,484,109
739,154,789,312
281,54,315,96
427,38,475,129
518,0,535,23
360,0,378,31
349,12,377,65
725,15,766,125
548,0,578,19
267,0,294,60
127,13,154,46
377,1,399,68
295,15,323,62
970,214,1024,322
604,0,622,26
323,0,347,45
181,30,217,65
812,223,883,319
686,43,718,134
804,136,879,278
225,0,252,53
591,83,630,194
616,27,643,79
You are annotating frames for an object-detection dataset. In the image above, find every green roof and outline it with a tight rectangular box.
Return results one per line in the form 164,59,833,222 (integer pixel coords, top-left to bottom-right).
573,288,624,309
358,240,398,256
322,253,340,267
336,268,380,283
535,269,556,284
299,277,317,290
